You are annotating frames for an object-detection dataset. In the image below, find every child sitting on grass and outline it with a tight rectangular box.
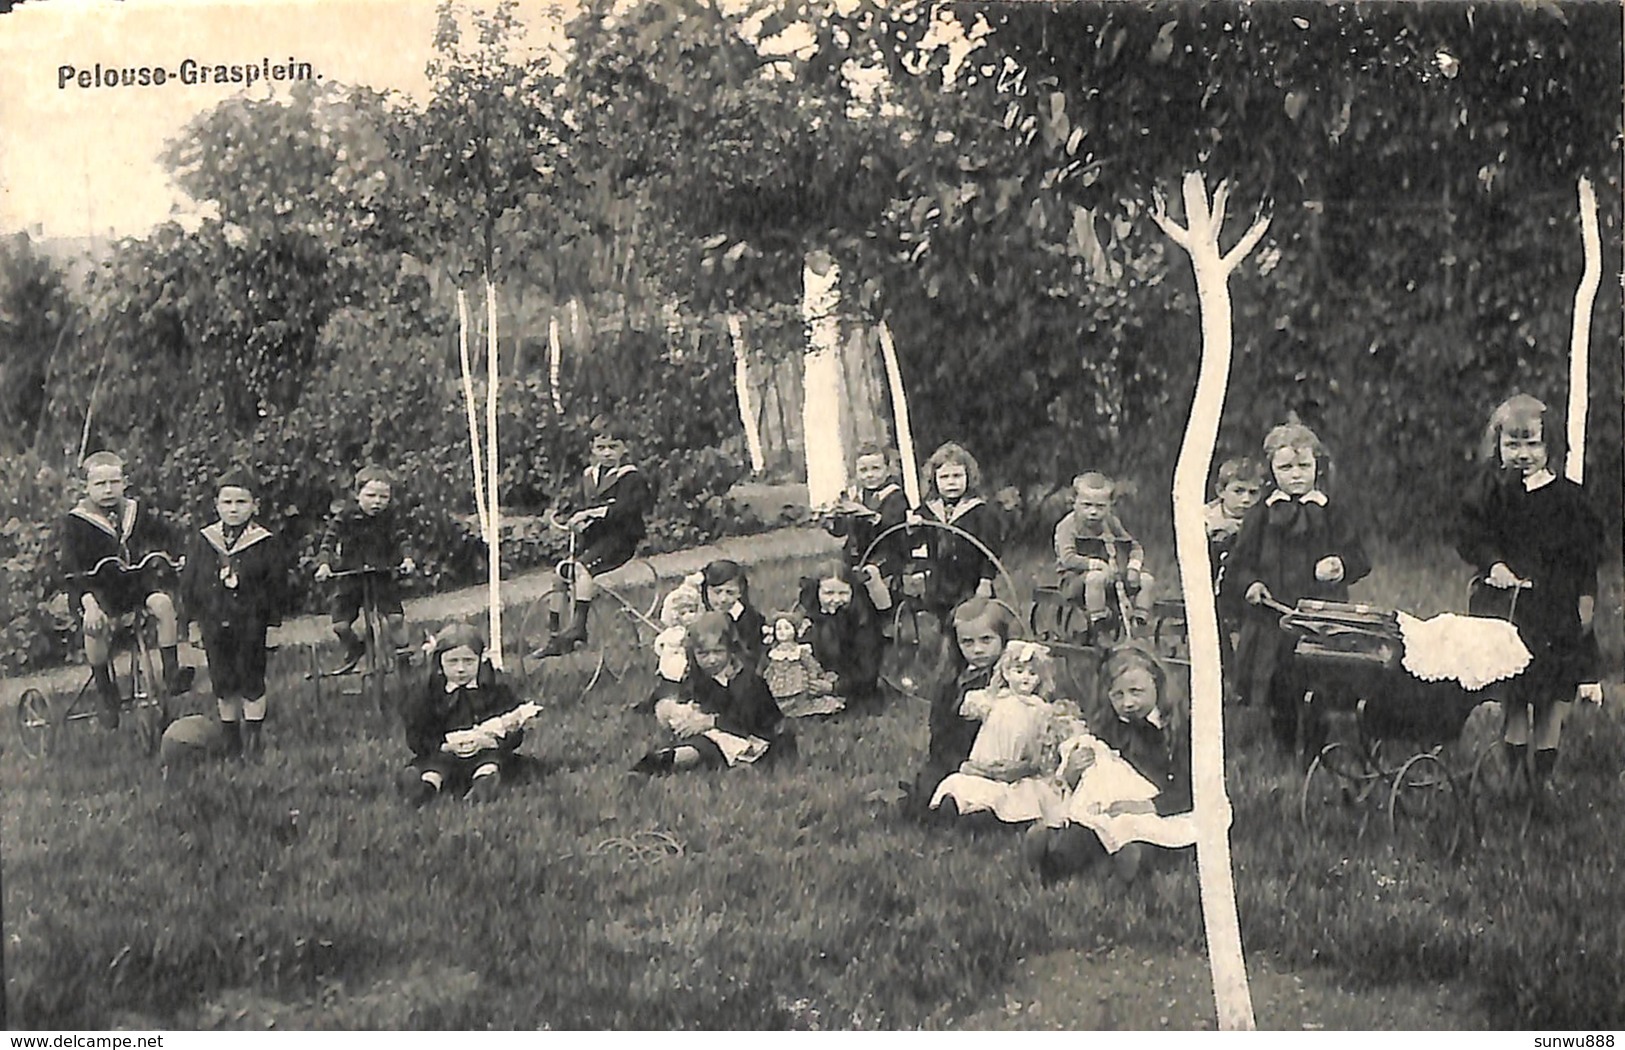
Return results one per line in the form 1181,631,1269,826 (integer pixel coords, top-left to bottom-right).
1053,471,1156,634
399,624,537,805
930,641,1084,826
180,467,289,761
1457,393,1604,800
641,575,705,713
1222,421,1370,755
796,560,886,714
633,611,790,774
1024,644,1194,884
314,465,415,674
60,450,191,729
700,560,766,672
907,595,1019,810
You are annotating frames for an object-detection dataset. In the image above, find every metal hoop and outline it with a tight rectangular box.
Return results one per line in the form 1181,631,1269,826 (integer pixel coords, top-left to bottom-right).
858,518,1026,618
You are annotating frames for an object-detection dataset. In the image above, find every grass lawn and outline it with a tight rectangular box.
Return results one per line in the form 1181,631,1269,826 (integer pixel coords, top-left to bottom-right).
3,539,1623,1030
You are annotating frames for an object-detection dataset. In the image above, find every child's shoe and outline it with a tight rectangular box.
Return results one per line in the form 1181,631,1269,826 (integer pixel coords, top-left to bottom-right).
631,748,676,775
465,770,502,803
167,665,197,697
403,776,438,808
329,636,367,675
1111,842,1146,884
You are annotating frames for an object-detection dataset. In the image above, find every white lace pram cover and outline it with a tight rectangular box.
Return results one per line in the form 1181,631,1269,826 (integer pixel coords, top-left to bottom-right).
1394,612,1531,691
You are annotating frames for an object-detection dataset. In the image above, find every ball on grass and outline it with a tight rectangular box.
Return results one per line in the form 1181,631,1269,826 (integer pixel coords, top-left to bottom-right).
158,714,228,768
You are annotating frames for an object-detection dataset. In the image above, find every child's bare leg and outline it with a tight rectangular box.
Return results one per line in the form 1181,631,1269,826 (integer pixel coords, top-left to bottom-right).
1084,568,1110,621
1134,571,1157,617
145,592,189,694
385,613,410,655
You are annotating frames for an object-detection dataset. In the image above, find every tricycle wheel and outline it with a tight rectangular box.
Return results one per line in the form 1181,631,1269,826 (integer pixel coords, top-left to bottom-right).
15,688,54,760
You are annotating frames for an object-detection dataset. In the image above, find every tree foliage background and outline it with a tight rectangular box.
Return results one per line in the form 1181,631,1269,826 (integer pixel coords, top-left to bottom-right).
0,0,1618,671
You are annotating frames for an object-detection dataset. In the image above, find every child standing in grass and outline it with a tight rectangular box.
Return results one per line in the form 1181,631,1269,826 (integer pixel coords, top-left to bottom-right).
314,465,415,674
700,560,767,672
916,442,1003,623
1223,422,1371,755
796,560,886,714
1457,394,1604,798
60,450,191,728
399,624,535,805
633,611,790,774
908,595,1018,809
1205,457,1264,591
1053,471,1156,634
180,468,289,761
1024,645,1194,884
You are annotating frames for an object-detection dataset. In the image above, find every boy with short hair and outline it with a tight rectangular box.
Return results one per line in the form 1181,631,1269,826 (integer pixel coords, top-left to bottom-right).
1053,471,1156,630
534,422,653,657
181,467,289,759
314,465,415,672
1205,457,1264,590
59,451,190,728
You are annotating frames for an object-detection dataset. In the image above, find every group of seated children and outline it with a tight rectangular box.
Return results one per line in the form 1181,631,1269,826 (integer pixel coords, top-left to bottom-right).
913,594,1194,884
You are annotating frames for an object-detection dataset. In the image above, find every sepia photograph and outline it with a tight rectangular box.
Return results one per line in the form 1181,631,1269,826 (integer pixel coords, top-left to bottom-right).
0,0,1621,1033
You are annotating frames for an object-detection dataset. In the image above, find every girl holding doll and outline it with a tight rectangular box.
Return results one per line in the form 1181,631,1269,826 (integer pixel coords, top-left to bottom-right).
700,559,767,672
633,611,791,774
796,560,886,713
398,623,538,805
1024,644,1195,883
929,641,1086,825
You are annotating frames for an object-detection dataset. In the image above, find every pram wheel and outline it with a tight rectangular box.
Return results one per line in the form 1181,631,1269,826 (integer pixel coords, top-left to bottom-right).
1388,752,1468,857
1300,742,1373,840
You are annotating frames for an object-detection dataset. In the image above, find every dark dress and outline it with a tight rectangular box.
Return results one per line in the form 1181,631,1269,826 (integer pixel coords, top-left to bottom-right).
1222,491,1371,748
180,521,290,699
797,576,885,709
59,498,182,617
679,662,787,768
316,503,410,619
1456,469,1603,708
918,496,1003,621
1092,712,1192,818
914,661,997,800
401,666,527,787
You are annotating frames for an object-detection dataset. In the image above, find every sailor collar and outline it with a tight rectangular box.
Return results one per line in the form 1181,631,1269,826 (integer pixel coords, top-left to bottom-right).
926,495,985,524
202,521,272,557
69,498,138,541
590,463,637,486
1265,489,1328,507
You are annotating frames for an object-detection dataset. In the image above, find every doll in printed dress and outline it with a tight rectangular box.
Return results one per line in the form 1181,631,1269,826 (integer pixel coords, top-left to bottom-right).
761,608,841,718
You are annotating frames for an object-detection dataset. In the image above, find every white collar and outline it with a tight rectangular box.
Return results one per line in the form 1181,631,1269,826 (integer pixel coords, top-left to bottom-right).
727,601,745,619
444,679,478,694
1265,489,1327,507
1523,469,1556,492
202,521,272,557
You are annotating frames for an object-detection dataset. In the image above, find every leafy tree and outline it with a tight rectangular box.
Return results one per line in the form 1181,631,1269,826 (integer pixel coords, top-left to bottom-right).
0,234,79,455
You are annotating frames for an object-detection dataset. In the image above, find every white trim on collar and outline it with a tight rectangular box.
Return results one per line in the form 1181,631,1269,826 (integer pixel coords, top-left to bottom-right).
1265,489,1328,507
1523,469,1556,492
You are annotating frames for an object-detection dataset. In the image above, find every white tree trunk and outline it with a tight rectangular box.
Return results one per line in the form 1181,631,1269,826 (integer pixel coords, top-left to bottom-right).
1152,172,1270,1033
1566,176,1600,485
457,287,489,537
485,276,503,669
802,250,847,506
877,321,922,508
548,314,565,415
728,313,766,474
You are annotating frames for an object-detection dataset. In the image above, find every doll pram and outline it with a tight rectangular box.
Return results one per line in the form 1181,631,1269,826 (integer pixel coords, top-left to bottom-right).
1285,599,1518,856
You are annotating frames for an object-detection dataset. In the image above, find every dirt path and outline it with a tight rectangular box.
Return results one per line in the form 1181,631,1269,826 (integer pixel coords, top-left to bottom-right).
1,525,840,698
955,944,1487,1030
